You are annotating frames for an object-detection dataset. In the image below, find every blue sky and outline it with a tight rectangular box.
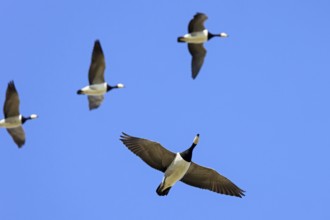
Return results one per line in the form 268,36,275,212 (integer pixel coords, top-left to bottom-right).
1,0,330,219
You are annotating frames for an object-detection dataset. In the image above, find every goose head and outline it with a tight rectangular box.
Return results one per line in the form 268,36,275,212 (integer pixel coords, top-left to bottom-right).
180,134,200,162
219,32,228,37
208,32,228,40
107,83,125,91
116,83,125,88
22,114,38,124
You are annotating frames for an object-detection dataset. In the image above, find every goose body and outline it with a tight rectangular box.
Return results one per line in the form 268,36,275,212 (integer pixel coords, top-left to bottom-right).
0,114,37,129
120,132,245,197
156,152,192,195
0,81,38,148
77,40,124,110
0,115,23,128
78,82,108,95
179,30,209,44
178,13,228,79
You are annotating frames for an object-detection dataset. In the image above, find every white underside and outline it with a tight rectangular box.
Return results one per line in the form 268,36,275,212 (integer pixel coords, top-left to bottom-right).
181,29,208,44
80,82,107,95
0,115,22,128
161,153,191,189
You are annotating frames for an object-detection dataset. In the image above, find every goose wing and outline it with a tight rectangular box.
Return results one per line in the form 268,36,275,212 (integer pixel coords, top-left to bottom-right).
188,44,207,79
120,133,176,172
88,40,106,85
7,126,25,148
188,13,208,33
88,95,104,110
3,81,20,118
181,162,245,197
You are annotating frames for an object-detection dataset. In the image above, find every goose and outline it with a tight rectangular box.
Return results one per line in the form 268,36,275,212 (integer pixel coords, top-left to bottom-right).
120,133,245,197
77,40,124,110
178,13,228,79
0,81,38,148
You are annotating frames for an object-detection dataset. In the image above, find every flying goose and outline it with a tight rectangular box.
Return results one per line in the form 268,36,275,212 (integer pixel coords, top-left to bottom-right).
0,81,38,148
77,40,124,110
178,13,228,79
120,133,245,197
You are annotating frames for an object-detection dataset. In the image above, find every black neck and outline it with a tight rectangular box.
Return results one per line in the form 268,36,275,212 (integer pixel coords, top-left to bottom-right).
180,143,197,162
107,84,120,91
208,32,220,40
21,116,30,124
106,84,113,91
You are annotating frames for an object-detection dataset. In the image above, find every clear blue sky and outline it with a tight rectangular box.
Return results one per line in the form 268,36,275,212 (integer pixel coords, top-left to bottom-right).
1,0,329,219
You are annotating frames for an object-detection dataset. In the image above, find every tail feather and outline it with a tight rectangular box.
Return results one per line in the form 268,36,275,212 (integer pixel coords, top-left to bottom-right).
156,183,172,196
177,37,185,43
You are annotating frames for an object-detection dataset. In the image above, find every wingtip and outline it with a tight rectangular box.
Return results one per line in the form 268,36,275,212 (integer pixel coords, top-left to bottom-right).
239,189,246,197
120,132,130,140
237,193,245,198
88,104,100,111
8,80,16,88
88,104,99,110
193,12,208,20
195,12,206,16
120,132,126,137
16,140,25,148
191,69,199,80
93,40,103,52
233,188,245,198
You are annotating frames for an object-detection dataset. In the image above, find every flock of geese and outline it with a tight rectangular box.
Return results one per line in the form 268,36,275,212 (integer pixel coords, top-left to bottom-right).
0,13,245,198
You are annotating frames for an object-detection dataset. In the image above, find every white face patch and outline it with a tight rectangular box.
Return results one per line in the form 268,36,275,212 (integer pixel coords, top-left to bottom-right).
30,114,38,119
117,83,124,88
220,32,228,38
193,134,200,145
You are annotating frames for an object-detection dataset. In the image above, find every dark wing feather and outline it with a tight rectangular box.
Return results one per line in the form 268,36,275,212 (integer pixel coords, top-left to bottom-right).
3,81,20,118
188,44,207,79
7,126,25,148
120,133,176,172
181,162,245,197
88,95,104,110
188,13,208,33
88,40,106,85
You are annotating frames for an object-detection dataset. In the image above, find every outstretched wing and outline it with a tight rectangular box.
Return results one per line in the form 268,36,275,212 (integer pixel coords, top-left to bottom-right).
88,40,106,85
3,81,20,118
88,95,104,110
7,126,26,148
120,133,176,172
181,162,245,197
188,13,208,33
188,44,207,79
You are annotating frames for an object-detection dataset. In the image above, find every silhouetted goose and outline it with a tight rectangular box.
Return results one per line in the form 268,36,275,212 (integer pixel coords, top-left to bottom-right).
178,13,228,79
120,133,244,197
77,40,124,110
0,81,38,148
